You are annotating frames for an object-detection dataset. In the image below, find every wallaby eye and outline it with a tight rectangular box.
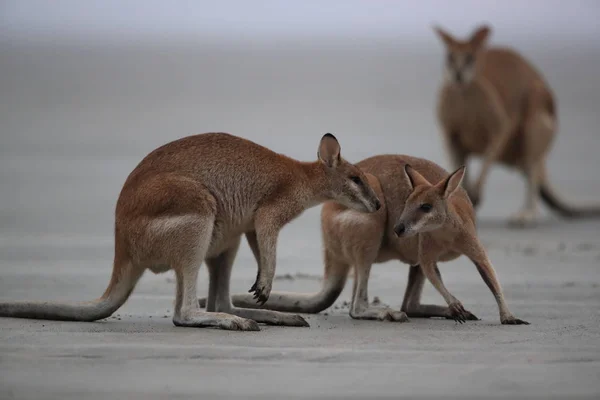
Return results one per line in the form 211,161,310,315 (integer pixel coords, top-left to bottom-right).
447,53,454,65
465,53,474,65
420,203,433,212
350,176,362,185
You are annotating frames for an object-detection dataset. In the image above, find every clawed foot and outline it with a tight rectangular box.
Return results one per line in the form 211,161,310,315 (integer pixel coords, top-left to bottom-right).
508,210,537,229
378,309,409,322
268,314,310,327
248,276,271,305
243,309,310,327
448,302,475,324
173,313,261,331
445,308,479,322
350,307,409,322
501,315,530,325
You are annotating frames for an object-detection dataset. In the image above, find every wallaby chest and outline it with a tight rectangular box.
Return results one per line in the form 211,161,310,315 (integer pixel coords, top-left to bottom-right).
439,83,505,155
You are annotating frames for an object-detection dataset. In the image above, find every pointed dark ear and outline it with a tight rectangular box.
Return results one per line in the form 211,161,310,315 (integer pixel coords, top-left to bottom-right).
317,133,341,168
470,25,491,48
404,164,431,190
433,25,455,47
438,166,466,197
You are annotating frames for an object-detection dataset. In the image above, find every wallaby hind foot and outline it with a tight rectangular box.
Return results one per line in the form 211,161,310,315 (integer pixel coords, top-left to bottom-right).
173,311,260,331
350,306,409,322
228,307,309,327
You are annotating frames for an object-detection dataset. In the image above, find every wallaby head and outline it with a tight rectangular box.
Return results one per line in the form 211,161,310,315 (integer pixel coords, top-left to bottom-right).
434,25,491,85
317,133,381,213
394,164,466,237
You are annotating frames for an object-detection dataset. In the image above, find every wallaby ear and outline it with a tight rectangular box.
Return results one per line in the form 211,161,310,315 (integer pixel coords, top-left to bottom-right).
470,25,491,48
433,25,455,47
439,166,466,197
404,164,431,190
318,133,341,168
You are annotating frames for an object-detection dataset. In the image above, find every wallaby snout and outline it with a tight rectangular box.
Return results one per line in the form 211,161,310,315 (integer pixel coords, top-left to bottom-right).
394,222,406,237
353,179,381,213
363,195,381,213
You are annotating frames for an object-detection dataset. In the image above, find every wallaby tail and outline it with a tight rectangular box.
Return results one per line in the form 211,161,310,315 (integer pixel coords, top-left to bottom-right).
539,167,600,218
199,272,349,314
0,259,141,322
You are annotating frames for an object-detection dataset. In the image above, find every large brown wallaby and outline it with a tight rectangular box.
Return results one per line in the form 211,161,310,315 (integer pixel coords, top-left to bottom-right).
0,132,381,331
435,25,600,227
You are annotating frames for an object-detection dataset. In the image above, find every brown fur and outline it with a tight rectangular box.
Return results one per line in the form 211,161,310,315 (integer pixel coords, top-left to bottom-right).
212,154,528,325
0,132,381,331
435,25,600,227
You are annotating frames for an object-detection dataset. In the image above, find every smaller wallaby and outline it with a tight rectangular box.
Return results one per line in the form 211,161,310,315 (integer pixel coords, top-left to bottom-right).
0,132,381,331
200,155,529,325
435,24,600,227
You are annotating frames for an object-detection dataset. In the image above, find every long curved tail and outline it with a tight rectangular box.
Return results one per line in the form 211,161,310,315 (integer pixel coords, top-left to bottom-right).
539,167,600,218
0,260,141,322
199,271,349,314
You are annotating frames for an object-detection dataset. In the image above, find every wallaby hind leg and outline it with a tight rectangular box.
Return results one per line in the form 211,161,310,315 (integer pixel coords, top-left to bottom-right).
199,231,261,310
205,237,309,327
349,262,408,322
400,265,478,320
443,132,477,206
171,215,259,331
508,161,542,228
509,85,556,227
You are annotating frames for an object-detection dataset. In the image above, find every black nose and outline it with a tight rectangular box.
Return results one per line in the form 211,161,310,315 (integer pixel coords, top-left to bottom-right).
374,199,381,211
455,72,462,83
394,223,406,237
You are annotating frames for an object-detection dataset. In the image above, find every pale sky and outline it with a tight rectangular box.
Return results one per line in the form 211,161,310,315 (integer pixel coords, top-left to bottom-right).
1,0,599,44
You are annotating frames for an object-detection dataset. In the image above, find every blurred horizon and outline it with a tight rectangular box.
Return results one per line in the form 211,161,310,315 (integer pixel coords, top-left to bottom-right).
1,0,599,243
2,0,599,47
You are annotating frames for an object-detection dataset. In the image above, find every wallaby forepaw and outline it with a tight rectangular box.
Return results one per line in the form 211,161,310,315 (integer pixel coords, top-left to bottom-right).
378,310,409,322
249,278,271,305
501,316,530,325
465,311,479,321
446,309,479,321
448,302,471,324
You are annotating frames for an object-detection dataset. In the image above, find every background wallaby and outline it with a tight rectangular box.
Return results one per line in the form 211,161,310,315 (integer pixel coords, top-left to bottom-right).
0,132,381,331
435,25,600,227
200,154,528,325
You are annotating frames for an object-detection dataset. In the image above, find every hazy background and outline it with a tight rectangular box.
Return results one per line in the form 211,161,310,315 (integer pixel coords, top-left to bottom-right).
1,0,599,280
1,2,600,399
